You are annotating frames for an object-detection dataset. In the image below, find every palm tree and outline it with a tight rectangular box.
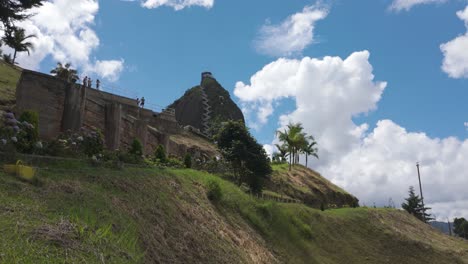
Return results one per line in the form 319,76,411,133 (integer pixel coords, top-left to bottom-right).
2,27,35,64
274,143,289,163
276,129,293,170
277,122,308,170
50,62,79,83
301,136,319,167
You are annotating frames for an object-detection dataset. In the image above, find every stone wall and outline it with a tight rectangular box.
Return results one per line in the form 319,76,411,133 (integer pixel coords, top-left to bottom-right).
13,70,211,157
15,70,68,140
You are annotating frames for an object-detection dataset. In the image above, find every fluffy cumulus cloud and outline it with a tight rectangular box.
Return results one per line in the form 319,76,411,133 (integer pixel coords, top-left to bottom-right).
234,51,468,219
389,0,447,12
136,0,214,10
3,0,124,81
87,59,125,82
254,4,328,57
440,6,468,79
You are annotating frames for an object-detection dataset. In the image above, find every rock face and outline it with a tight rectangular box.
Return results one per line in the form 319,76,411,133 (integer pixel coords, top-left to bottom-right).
169,72,245,136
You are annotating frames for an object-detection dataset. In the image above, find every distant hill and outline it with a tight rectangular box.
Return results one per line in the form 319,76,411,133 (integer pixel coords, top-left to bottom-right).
431,221,454,235
169,72,244,136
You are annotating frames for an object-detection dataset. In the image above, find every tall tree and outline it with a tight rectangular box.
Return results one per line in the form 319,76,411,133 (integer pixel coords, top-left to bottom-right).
276,129,292,170
274,143,289,163
2,27,35,64
50,62,79,83
0,0,43,31
301,136,319,167
402,186,433,223
276,122,311,170
216,120,272,194
453,218,468,239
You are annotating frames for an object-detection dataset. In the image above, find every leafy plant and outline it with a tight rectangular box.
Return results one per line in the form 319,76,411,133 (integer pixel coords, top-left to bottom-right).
206,180,222,202
154,145,167,163
215,120,271,194
184,153,192,168
129,138,143,156
81,130,104,157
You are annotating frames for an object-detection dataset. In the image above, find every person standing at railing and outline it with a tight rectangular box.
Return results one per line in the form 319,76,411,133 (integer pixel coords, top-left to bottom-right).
87,78,92,88
96,79,100,90
140,97,145,108
136,97,140,107
83,76,88,87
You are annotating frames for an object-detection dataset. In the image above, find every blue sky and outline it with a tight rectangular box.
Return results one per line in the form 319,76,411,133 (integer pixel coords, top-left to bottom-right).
9,0,468,219
94,0,467,143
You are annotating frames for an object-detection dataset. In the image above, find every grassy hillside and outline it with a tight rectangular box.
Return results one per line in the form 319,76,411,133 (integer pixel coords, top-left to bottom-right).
1,160,467,263
266,164,359,208
0,60,22,111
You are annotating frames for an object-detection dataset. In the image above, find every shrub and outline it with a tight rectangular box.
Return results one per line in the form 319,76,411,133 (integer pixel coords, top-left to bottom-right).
6,110,40,154
18,110,39,140
154,145,167,163
206,180,222,202
184,153,192,168
81,130,104,157
129,138,143,156
166,157,184,168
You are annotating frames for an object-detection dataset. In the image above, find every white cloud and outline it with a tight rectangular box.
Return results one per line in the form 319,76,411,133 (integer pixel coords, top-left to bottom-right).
254,4,328,57
140,0,214,10
3,0,124,81
87,59,125,82
235,51,468,219
440,6,468,79
389,0,447,12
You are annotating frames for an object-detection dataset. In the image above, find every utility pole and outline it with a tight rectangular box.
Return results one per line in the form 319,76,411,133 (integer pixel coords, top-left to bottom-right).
447,217,452,236
416,162,426,222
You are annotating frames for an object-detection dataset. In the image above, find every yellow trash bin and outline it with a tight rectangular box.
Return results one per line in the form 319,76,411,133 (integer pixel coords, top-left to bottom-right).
16,160,36,180
2,160,36,180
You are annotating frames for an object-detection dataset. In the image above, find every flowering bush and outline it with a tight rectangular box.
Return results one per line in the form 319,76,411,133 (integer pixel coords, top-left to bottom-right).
43,128,103,158
0,110,41,154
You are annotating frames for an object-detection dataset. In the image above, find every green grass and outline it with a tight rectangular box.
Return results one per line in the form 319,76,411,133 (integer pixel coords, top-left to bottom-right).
0,60,22,104
0,162,467,263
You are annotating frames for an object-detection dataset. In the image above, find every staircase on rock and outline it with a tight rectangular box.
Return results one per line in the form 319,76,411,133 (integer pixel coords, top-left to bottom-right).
200,85,212,136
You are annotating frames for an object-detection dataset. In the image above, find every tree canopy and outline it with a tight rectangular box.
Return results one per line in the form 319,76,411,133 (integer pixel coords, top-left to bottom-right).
215,120,271,194
401,186,432,223
453,218,468,239
275,122,318,170
0,0,43,31
50,62,79,83
2,27,35,64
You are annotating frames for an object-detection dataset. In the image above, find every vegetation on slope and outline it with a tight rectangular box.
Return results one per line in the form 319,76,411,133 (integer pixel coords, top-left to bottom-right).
0,60,22,111
1,160,467,263
265,163,359,208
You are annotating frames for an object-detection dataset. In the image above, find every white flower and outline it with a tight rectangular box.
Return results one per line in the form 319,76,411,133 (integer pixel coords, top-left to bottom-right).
77,136,84,141
35,141,43,149
1,139,6,145
71,142,76,146
11,137,17,143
